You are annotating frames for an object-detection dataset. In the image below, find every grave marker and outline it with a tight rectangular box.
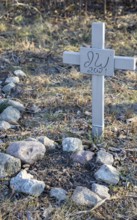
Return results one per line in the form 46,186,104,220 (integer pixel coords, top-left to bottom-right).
63,22,136,137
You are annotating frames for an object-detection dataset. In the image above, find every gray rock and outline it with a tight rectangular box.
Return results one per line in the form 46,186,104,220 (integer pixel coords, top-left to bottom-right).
94,164,119,185
5,76,19,84
62,137,84,152
42,204,53,219
6,141,46,164
37,136,57,150
96,149,114,165
92,183,110,199
71,186,101,207
71,150,94,164
14,70,26,78
50,187,67,202
8,100,25,112
10,170,45,196
0,152,21,178
0,106,21,124
26,137,38,142
0,120,11,131
2,82,15,93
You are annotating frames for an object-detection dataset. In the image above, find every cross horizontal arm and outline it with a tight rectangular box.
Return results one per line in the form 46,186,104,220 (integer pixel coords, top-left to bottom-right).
63,51,136,71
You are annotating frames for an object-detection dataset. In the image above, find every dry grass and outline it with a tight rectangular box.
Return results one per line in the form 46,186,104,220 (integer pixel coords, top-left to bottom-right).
0,5,137,220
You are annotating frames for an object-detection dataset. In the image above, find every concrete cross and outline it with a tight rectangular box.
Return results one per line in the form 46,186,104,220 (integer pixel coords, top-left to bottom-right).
63,22,136,137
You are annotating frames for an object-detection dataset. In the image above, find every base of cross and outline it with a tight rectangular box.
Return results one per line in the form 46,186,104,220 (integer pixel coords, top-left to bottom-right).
63,22,136,137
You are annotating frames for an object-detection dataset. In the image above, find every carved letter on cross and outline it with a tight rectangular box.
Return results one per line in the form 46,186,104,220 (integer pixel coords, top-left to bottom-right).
63,22,136,137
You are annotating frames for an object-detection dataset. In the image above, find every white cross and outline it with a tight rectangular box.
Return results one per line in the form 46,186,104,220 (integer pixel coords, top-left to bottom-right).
63,22,136,137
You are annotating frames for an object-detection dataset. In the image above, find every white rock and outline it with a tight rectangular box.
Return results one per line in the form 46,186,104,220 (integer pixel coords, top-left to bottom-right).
71,150,94,164
2,82,15,93
0,152,21,178
94,164,119,185
0,106,21,124
96,149,114,165
0,120,11,130
10,170,45,196
5,76,19,84
50,187,67,201
8,100,25,112
37,136,57,149
6,141,46,164
92,183,110,199
14,70,26,77
62,137,84,152
72,186,101,207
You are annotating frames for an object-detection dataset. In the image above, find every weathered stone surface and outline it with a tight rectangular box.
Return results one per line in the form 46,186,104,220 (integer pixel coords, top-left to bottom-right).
26,137,38,142
14,70,26,77
0,120,11,131
62,137,84,152
2,82,15,93
96,149,114,165
94,164,119,185
5,76,19,84
8,100,25,111
50,187,67,201
6,141,46,164
0,152,21,178
71,186,101,207
71,150,94,164
10,170,45,196
92,183,110,199
37,136,57,150
0,106,21,124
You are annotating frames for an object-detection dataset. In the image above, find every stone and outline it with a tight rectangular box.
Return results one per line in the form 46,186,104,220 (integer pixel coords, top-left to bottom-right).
94,164,120,185
0,120,11,131
0,106,21,124
50,187,67,202
26,137,38,142
71,150,94,164
14,70,26,78
2,82,15,93
10,170,45,196
37,136,57,150
6,141,46,164
5,76,19,84
62,137,84,152
0,152,21,178
71,186,101,207
92,183,110,199
42,204,53,219
96,149,114,165
8,100,25,112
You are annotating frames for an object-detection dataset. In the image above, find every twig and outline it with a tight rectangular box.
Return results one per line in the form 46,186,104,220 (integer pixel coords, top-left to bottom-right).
12,1,42,17
68,194,137,217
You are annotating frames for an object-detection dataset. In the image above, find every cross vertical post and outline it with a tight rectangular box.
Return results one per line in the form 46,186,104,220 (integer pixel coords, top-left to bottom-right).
92,23,105,137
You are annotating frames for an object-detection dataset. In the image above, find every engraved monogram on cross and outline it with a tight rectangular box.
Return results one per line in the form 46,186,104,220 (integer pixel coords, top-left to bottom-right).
63,22,136,137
